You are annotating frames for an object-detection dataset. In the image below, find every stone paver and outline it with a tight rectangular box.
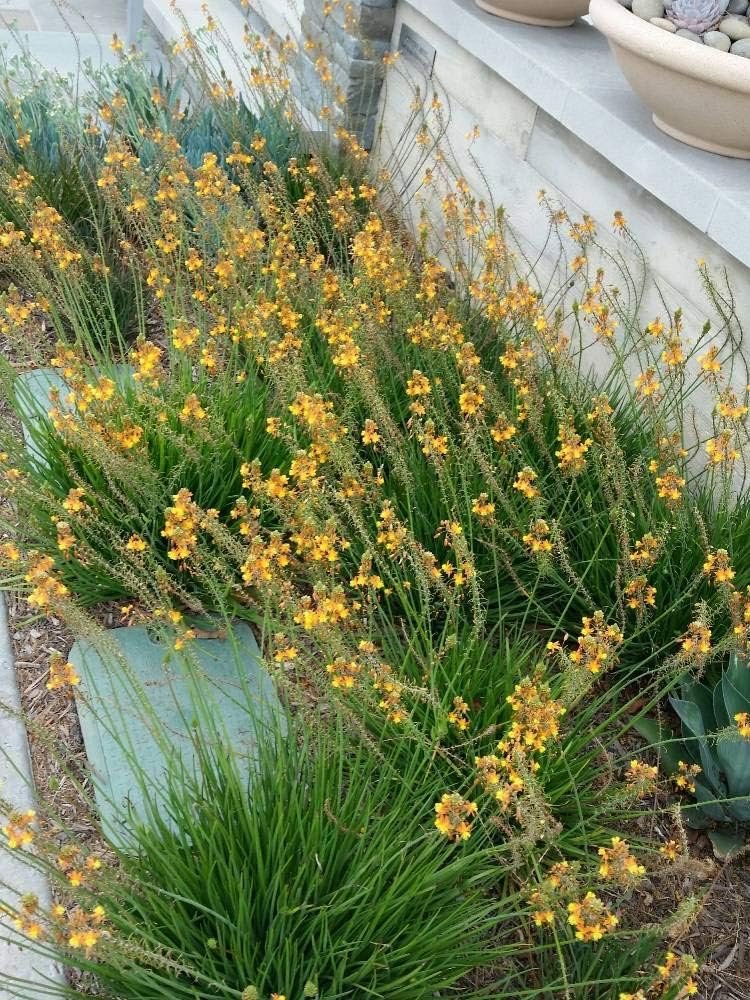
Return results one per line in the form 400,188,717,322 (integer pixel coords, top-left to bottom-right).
69,622,285,847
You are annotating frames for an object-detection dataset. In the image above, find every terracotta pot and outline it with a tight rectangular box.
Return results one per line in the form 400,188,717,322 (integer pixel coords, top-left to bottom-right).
590,0,750,158
475,0,589,27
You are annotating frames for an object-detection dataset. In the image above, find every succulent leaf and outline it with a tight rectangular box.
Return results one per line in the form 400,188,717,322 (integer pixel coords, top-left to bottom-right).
666,0,730,32
689,780,729,824
707,828,745,858
713,680,731,729
717,734,750,798
670,695,723,790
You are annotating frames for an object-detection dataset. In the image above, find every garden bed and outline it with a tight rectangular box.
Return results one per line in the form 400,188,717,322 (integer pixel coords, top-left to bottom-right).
0,10,749,1000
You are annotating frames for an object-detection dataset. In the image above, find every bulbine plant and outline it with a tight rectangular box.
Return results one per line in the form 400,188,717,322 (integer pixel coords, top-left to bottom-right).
0,5,747,997
1,718,526,1000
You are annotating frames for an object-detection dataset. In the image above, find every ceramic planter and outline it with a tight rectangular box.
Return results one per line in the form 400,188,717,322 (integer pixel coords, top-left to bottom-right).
590,0,750,158
475,0,589,27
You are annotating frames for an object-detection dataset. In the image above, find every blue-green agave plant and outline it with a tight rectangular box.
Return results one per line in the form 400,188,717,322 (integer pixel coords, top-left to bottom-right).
635,653,750,855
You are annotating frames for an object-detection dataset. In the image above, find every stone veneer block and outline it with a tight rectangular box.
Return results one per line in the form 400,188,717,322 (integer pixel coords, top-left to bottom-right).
69,623,285,846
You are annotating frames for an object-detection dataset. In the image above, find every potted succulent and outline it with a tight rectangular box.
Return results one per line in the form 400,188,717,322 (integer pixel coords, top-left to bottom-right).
475,0,590,27
590,0,750,157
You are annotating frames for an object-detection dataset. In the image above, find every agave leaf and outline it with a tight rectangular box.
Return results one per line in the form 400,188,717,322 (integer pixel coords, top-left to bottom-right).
727,796,750,822
727,650,750,695
714,680,730,729
689,780,730,824
707,828,746,860
717,734,750,799
631,716,683,774
670,697,722,791
680,678,716,730
722,661,750,722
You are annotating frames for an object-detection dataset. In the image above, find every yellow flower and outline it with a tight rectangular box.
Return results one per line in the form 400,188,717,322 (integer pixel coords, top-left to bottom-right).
513,467,539,500
326,657,361,690
634,368,660,399
471,494,495,518
62,487,87,513
703,548,735,585
273,646,298,663
361,419,381,445
180,393,207,423
660,839,681,861
114,422,144,450
490,414,517,446
681,620,711,658
131,341,162,385
447,696,470,732
458,378,485,417
567,892,618,941
523,519,552,555
2,810,36,849
655,468,685,507
375,502,406,554
161,488,200,561
171,321,200,351
699,346,721,374
1,541,21,561
624,576,656,611
629,533,659,568
706,430,740,466
568,611,623,674
625,759,658,797
674,760,702,794
597,837,645,885
555,424,591,476
503,675,565,753
434,793,477,842
125,535,147,553
46,652,80,691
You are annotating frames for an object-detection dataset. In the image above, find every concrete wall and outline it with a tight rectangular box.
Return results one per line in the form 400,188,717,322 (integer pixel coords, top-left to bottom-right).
374,2,750,330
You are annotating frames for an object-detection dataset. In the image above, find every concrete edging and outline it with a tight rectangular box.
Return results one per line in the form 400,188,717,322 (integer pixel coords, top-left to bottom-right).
0,595,64,998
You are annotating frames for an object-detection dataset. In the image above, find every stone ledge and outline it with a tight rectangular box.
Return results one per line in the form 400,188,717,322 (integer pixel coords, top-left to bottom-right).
402,0,750,269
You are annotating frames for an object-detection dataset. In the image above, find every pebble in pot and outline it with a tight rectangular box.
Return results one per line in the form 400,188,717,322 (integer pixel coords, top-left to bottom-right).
632,0,665,16
704,27,732,45
718,14,750,36
631,0,750,46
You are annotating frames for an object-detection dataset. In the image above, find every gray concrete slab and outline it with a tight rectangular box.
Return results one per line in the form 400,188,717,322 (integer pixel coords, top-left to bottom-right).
0,0,157,80
69,622,285,847
22,0,127,35
0,596,64,999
